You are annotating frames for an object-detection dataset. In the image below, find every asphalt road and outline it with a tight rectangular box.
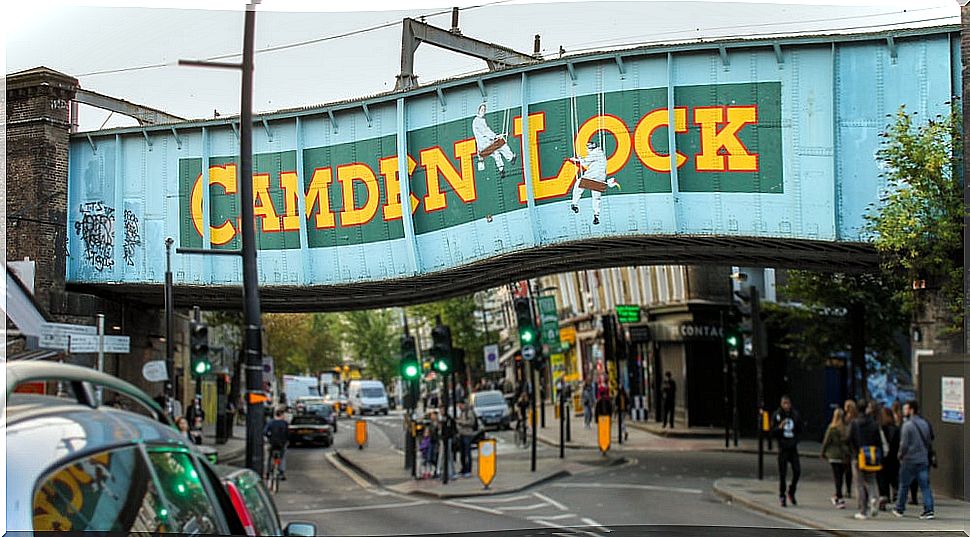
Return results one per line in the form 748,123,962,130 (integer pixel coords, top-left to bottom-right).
270,411,831,536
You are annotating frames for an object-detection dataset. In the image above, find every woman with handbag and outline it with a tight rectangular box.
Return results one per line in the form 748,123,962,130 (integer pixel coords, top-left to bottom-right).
820,409,851,508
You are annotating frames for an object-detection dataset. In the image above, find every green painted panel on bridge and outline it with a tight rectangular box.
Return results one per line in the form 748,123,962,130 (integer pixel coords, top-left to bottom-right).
615,305,641,324
537,295,561,354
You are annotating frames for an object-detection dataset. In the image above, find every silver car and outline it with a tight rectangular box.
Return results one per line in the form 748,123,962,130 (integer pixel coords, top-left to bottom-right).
5,361,315,536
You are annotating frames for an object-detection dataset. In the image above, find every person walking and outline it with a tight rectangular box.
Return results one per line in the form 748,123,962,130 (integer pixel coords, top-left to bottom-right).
891,400,936,520
877,406,900,510
582,382,595,429
661,372,677,428
175,416,193,442
820,408,850,509
594,377,612,419
772,395,803,507
848,401,883,519
456,401,477,478
843,399,859,499
614,386,631,441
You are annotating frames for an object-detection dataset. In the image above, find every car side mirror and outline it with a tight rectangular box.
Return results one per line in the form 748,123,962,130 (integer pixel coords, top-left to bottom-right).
284,522,317,536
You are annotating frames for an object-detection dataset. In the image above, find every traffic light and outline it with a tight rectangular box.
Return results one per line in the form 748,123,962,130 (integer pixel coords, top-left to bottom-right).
514,297,538,360
431,320,453,374
400,335,420,380
725,327,741,359
189,320,210,377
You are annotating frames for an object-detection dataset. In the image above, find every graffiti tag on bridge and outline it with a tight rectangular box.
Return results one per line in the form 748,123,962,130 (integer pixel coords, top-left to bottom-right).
74,201,115,271
123,209,141,266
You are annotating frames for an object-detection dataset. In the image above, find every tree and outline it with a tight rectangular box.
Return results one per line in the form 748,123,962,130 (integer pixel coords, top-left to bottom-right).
866,105,963,337
263,313,342,376
340,309,399,385
770,271,907,398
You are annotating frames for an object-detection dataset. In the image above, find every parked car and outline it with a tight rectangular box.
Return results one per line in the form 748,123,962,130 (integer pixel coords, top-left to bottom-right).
288,414,334,447
5,361,315,536
470,389,512,430
348,379,390,415
216,465,316,537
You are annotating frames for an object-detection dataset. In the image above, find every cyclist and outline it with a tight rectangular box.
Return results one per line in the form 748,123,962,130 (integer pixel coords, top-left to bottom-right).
264,408,289,480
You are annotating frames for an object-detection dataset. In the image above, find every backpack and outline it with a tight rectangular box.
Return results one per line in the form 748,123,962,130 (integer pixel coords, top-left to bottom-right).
858,445,883,472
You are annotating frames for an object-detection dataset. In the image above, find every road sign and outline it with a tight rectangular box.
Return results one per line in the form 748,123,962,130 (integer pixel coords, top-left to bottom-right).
142,360,168,382
478,438,497,489
483,344,500,373
615,305,640,324
521,345,536,361
39,322,96,350
537,295,561,353
69,334,130,354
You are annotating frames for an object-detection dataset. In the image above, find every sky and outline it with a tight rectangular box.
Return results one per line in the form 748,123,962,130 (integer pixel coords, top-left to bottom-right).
3,0,959,131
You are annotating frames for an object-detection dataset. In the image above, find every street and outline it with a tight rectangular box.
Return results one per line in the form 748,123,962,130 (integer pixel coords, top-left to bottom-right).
271,411,820,536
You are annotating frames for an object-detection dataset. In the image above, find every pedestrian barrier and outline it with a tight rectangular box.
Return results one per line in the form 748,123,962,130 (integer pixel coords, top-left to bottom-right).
597,415,611,454
477,438,497,489
355,418,367,449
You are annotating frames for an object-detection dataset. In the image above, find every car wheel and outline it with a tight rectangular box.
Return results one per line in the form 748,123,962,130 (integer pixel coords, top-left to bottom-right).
383,409,389,416
324,438,333,448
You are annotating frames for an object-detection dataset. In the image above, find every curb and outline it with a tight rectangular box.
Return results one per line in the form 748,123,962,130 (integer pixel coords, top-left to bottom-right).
332,449,382,487
628,423,723,439
712,479,854,537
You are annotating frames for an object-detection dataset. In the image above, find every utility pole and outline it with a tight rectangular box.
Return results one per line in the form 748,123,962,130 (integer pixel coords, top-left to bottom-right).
751,285,765,480
531,361,538,472
165,237,175,410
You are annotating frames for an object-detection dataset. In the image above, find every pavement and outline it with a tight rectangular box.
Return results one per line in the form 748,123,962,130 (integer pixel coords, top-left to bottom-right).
201,422,247,465
714,476,970,535
334,415,625,499
534,403,823,457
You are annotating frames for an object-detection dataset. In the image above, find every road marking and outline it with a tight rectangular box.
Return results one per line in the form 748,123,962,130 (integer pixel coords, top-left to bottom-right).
279,500,427,516
325,452,389,495
497,502,546,511
552,482,702,494
442,500,504,516
527,513,577,521
532,491,568,511
460,494,531,504
580,517,610,533
532,518,603,537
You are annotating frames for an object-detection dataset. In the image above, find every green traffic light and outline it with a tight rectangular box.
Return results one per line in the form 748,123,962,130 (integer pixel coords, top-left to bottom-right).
726,334,738,347
404,363,419,379
194,361,207,375
435,359,450,373
519,326,536,344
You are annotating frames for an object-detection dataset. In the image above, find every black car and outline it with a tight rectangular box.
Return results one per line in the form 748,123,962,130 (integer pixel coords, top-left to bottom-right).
304,403,338,433
288,415,333,447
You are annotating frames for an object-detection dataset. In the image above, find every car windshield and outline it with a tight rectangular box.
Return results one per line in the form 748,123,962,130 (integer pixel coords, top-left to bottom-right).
291,416,327,425
362,387,384,398
473,393,505,407
306,404,332,416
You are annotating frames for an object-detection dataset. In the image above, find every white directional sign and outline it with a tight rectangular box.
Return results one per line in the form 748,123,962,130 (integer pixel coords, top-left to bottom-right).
39,322,96,350
483,344,500,373
522,345,536,361
68,334,130,354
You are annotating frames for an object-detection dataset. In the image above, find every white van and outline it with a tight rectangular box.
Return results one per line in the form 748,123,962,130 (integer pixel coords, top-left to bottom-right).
348,380,389,415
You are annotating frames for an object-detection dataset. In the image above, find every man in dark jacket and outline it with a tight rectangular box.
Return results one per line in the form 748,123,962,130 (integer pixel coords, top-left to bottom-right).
661,372,676,428
892,400,935,519
264,408,289,479
772,395,802,507
848,401,882,519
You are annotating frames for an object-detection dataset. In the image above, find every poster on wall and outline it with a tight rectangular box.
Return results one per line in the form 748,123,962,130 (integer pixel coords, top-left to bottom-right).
941,376,964,424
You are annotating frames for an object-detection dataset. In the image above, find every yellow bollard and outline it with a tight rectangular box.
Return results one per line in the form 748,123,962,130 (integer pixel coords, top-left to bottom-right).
477,438,497,489
355,418,367,449
597,415,611,454
761,410,770,432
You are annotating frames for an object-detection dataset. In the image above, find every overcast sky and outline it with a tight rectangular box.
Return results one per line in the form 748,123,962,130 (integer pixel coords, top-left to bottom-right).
4,0,958,131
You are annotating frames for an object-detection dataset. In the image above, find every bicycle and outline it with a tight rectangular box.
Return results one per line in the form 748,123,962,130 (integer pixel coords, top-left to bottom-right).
266,448,283,494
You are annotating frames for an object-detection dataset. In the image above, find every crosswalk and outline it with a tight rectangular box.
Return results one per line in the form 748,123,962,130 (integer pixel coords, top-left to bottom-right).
452,491,611,536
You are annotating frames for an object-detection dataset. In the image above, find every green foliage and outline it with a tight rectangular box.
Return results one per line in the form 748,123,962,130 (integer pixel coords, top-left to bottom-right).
263,313,342,376
865,105,963,331
771,271,906,368
340,309,399,385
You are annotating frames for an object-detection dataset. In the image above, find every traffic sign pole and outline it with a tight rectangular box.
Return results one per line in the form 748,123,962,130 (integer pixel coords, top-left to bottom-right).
96,314,105,404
